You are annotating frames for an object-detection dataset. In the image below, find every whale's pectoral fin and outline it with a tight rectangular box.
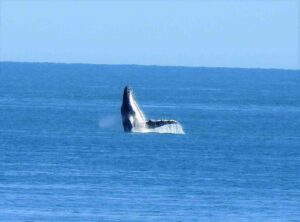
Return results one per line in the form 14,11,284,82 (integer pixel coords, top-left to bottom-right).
146,119,178,129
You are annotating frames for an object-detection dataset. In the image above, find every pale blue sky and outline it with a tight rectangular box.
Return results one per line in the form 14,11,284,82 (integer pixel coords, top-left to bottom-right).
0,0,299,69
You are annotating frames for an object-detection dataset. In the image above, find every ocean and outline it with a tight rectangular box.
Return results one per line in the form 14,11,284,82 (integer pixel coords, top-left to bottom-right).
0,62,299,221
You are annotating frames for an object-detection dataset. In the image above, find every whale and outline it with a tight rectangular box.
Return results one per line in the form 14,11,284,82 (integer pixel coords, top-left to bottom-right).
121,86,184,134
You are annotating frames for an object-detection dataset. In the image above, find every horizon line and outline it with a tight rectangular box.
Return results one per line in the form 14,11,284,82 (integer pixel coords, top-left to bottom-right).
0,60,299,71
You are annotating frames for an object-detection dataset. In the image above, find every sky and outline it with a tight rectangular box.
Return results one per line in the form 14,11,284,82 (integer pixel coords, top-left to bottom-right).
0,0,299,69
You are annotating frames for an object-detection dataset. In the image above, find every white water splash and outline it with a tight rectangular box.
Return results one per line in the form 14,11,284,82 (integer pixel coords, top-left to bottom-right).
99,115,119,129
132,122,185,134
147,122,185,134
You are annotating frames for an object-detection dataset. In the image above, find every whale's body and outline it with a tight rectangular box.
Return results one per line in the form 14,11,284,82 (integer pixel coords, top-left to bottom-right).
121,86,184,134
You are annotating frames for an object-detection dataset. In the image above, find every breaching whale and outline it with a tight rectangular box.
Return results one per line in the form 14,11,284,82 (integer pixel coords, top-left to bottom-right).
121,86,184,134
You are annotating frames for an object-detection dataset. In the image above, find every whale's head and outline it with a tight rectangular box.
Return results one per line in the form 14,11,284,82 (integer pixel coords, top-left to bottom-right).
122,86,135,114
121,86,146,132
121,86,134,132
122,86,131,106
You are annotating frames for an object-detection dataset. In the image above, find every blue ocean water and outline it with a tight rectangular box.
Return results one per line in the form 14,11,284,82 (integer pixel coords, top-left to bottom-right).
0,62,299,221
